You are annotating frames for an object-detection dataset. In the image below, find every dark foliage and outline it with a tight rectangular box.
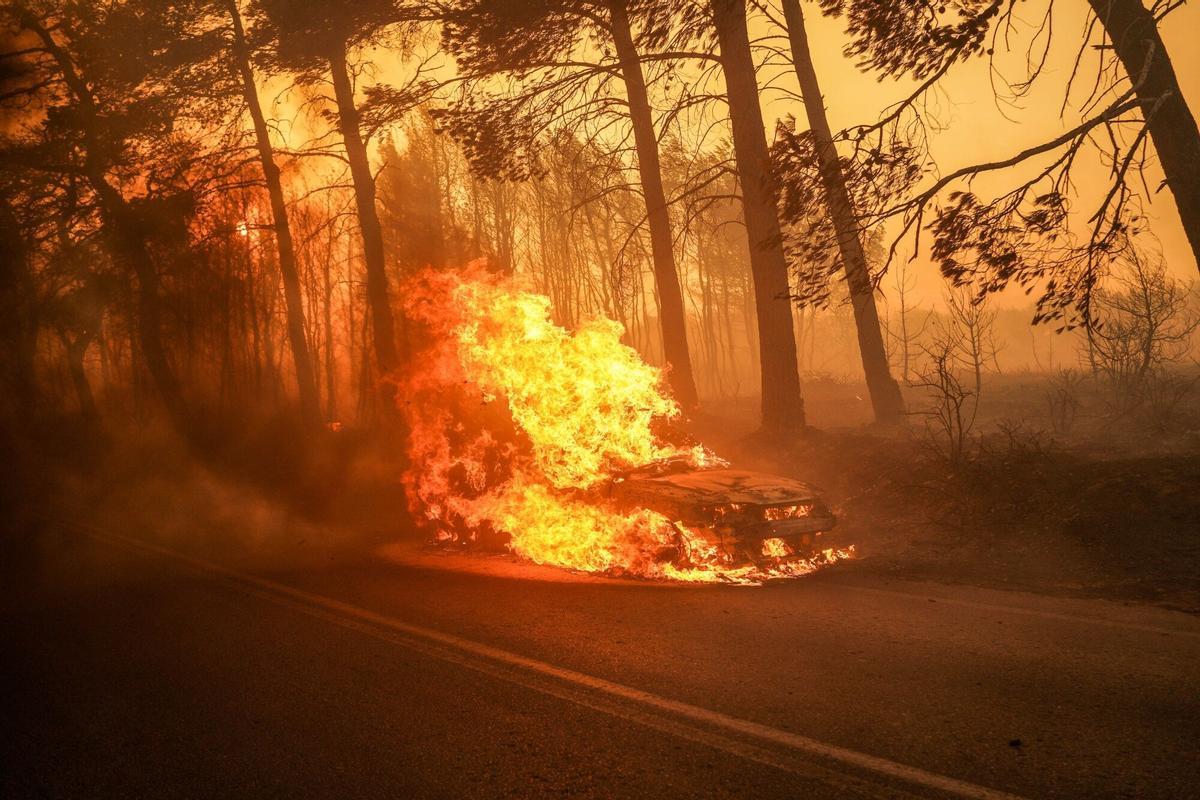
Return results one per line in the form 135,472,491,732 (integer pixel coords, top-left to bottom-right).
818,0,1002,81
771,118,923,307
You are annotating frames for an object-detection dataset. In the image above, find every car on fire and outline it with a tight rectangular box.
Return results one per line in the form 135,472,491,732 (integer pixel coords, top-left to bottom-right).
607,456,837,566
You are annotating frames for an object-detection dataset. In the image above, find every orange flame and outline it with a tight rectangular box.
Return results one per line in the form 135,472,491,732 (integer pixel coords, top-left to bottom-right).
399,264,850,583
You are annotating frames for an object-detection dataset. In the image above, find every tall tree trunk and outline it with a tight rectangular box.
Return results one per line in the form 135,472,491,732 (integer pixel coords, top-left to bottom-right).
0,199,39,416
65,335,99,424
328,43,400,384
323,224,338,421
110,205,191,436
781,0,905,424
18,7,190,437
227,0,321,427
710,0,806,431
1090,0,1200,271
608,0,699,409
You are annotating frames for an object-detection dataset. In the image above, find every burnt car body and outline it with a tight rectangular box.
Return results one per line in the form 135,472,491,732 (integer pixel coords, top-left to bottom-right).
608,457,836,565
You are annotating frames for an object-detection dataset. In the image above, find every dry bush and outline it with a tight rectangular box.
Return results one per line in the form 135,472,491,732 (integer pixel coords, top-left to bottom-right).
1087,248,1199,417
1044,368,1085,436
985,418,1054,461
1140,368,1199,434
909,338,977,466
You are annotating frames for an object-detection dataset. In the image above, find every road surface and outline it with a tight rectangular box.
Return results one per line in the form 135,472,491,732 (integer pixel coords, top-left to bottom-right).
3,521,1198,799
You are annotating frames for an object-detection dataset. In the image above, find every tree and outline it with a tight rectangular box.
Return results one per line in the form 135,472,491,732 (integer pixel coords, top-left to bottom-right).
1,0,202,437
438,0,700,408
0,196,39,418
942,285,1000,397
46,260,104,423
709,0,806,430
885,255,928,384
817,0,1200,325
377,120,448,274
778,0,904,424
223,0,321,427
254,0,426,383
1089,246,1199,405
1086,0,1200,268
609,0,699,409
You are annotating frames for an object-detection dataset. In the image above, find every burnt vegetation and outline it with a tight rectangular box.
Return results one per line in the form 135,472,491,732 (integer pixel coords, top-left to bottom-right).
1,0,1198,602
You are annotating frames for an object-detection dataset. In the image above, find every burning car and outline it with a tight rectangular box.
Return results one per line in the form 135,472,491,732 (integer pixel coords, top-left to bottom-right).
608,456,836,567
401,265,850,582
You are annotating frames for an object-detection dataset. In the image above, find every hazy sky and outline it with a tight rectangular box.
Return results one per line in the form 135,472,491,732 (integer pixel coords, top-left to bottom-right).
329,1,1200,310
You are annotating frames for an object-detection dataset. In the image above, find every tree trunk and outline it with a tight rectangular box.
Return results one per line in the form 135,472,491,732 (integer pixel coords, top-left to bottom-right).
0,199,39,416
18,7,190,437
328,43,400,384
323,231,337,421
110,205,191,436
227,0,321,427
710,0,806,431
608,0,700,409
1090,0,1200,272
65,335,99,424
781,0,905,424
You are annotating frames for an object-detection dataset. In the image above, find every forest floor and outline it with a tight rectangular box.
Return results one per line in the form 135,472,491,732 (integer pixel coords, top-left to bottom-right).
6,370,1198,613
696,371,1200,613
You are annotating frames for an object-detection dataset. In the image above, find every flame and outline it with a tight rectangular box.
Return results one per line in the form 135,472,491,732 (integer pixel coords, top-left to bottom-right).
399,263,851,583
761,537,793,558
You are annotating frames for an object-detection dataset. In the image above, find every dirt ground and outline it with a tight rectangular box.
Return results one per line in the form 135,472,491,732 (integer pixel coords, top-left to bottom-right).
694,371,1200,613
6,369,1198,613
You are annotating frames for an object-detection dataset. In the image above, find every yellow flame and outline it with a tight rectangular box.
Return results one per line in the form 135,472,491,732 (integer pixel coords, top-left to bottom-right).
399,264,851,583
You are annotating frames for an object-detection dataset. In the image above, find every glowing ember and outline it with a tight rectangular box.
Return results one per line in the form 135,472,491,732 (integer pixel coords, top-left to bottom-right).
399,263,851,583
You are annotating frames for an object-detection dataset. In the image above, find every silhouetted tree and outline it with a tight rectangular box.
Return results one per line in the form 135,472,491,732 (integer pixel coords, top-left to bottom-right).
778,0,904,424
1,0,208,437
710,0,806,430
438,0,701,409
221,0,321,427
0,196,39,417
255,0,430,384
818,0,1200,325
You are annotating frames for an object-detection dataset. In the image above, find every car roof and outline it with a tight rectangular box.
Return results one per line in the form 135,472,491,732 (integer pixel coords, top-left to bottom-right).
625,468,820,505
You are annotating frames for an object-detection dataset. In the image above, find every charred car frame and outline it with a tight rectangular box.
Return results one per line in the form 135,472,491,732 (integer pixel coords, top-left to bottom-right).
607,456,837,565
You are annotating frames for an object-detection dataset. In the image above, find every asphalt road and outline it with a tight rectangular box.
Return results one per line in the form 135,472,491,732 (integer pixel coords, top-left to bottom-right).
3,523,1198,799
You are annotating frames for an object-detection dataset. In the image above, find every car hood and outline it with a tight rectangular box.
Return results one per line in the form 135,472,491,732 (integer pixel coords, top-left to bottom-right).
620,468,821,506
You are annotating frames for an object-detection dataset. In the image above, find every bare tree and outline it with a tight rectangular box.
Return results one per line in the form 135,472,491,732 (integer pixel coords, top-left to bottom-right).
886,256,929,383
943,285,1001,397
910,337,977,466
1088,246,1199,408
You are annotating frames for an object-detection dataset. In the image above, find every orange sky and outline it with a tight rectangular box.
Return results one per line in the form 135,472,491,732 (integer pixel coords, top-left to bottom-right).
333,1,1199,310
777,1,1200,306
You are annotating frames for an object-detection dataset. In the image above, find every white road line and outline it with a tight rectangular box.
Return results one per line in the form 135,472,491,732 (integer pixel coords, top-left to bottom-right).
823,581,1200,639
74,524,1029,800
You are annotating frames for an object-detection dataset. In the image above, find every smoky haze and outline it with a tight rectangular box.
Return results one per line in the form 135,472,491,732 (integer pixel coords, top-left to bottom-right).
1,0,1198,608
